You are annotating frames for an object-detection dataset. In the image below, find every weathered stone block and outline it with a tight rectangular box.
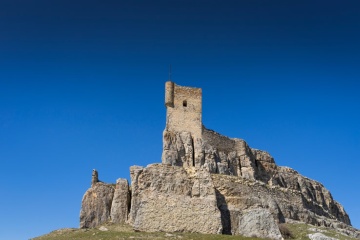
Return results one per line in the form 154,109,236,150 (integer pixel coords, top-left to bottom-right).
111,178,130,224
238,208,282,240
128,164,222,234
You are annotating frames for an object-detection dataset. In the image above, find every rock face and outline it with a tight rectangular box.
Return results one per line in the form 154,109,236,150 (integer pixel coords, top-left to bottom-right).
80,172,130,228
162,127,278,181
91,169,99,187
80,182,114,228
128,164,222,234
110,178,130,224
212,172,350,236
271,167,350,225
238,208,283,240
79,82,359,239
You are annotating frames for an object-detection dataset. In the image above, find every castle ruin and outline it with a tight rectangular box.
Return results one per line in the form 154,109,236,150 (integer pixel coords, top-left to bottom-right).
80,81,356,239
162,81,276,182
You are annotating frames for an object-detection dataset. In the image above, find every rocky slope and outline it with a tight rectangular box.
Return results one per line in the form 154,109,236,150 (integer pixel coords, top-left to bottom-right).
161,127,351,227
79,129,359,239
80,160,359,239
32,222,359,240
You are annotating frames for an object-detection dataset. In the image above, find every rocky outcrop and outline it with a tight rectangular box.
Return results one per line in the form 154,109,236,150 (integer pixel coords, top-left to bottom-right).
161,126,351,228
80,163,358,239
270,167,350,225
80,172,130,228
212,172,351,235
162,128,278,182
79,131,355,238
80,182,114,228
128,164,222,234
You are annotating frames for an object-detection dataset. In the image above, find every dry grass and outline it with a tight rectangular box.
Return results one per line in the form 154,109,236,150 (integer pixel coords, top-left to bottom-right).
31,223,257,240
31,222,359,240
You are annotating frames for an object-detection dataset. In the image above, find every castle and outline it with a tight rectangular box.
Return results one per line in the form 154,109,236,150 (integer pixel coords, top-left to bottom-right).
162,81,276,182
80,81,356,239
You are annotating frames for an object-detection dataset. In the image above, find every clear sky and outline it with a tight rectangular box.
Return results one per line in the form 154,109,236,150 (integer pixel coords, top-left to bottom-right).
1,1,359,239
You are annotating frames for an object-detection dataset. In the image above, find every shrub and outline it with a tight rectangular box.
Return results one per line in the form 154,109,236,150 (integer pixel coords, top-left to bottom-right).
279,224,294,239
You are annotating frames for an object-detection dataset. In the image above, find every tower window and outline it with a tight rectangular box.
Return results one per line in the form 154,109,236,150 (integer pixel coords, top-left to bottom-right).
183,100,187,107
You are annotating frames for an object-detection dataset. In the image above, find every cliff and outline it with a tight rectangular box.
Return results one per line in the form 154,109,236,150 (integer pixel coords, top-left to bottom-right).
79,82,359,239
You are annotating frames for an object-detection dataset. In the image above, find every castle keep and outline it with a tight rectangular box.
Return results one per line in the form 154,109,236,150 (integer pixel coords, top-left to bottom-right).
165,81,202,138
80,81,357,239
163,81,203,168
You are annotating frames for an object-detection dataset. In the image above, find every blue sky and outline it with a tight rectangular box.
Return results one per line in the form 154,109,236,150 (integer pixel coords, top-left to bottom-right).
0,1,359,239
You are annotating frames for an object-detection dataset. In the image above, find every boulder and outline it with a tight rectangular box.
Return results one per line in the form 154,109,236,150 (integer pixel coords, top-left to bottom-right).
238,208,282,240
308,233,338,240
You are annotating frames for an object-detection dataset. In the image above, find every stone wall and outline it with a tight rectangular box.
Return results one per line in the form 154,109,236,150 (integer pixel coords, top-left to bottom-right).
202,128,236,151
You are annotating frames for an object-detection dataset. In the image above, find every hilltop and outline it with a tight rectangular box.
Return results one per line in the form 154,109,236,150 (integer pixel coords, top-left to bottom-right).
35,82,359,240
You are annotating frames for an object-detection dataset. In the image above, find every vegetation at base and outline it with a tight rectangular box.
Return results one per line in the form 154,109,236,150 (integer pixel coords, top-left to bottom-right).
31,222,358,240
284,223,355,240
31,223,257,240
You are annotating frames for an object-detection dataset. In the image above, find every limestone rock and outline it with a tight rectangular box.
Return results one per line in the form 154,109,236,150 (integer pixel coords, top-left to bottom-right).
162,130,186,167
162,130,178,166
217,162,229,175
91,169,99,187
270,167,350,225
161,127,351,229
128,164,222,234
203,144,218,173
99,226,109,231
194,137,205,167
212,173,352,235
110,178,130,224
238,208,282,240
179,131,194,168
80,182,115,228
308,232,338,240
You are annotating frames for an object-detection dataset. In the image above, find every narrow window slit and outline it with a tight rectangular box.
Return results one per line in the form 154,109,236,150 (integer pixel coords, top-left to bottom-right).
183,100,187,107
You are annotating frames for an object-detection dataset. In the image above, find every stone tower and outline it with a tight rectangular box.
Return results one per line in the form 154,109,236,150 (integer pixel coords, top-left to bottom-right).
162,81,203,168
164,81,202,139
